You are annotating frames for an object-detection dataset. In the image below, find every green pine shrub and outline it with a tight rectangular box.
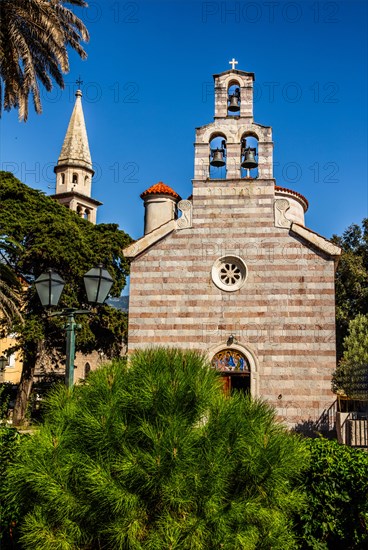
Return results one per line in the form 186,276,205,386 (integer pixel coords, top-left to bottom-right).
0,425,25,548
295,437,368,549
4,348,309,549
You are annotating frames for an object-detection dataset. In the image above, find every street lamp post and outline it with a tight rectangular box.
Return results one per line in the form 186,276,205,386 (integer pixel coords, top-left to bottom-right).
35,265,113,390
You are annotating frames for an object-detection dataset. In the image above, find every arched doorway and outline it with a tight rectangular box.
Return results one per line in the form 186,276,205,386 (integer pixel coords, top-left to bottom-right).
211,348,250,395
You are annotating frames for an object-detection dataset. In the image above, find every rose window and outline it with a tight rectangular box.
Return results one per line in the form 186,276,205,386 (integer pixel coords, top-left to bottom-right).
211,255,247,292
219,262,242,286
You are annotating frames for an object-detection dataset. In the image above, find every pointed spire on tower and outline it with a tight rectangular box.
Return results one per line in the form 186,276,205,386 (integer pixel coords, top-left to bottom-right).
57,89,93,171
52,88,101,224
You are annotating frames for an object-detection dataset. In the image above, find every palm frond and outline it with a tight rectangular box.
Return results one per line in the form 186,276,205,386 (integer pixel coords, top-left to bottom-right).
0,0,89,120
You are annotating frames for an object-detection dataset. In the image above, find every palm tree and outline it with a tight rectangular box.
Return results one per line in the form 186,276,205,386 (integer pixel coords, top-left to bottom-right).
0,262,23,330
0,0,89,121
0,237,23,327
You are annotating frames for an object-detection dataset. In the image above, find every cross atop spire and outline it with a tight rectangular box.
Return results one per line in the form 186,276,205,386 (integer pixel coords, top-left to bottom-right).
229,58,238,70
76,75,83,88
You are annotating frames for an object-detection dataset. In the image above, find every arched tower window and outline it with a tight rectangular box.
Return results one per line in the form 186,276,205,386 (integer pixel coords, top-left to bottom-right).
72,173,78,185
84,175,89,186
209,134,227,180
227,82,240,116
76,205,83,217
241,134,259,179
84,209,90,221
60,173,65,185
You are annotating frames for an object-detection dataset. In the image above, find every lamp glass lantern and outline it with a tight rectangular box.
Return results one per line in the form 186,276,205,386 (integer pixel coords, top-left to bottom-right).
34,269,65,307
83,264,113,304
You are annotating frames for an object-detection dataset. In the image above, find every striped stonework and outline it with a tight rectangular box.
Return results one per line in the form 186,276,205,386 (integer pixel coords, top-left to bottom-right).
125,66,341,429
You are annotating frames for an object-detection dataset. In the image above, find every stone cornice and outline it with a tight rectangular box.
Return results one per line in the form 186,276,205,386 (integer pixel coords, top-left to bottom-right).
213,69,255,81
123,200,193,259
123,220,177,258
290,223,341,259
50,191,102,206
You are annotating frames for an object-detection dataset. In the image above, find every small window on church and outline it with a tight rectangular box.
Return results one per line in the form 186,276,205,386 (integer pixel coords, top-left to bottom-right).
60,174,65,185
84,176,89,186
77,205,83,217
212,255,247,292
72,173,78,184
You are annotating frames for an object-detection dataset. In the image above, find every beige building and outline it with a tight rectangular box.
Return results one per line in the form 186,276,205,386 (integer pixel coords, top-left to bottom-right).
124,63,341,428
0,335,23,384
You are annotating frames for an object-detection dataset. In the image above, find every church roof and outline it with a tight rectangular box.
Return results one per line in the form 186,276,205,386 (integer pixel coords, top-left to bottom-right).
275,186,309,211
140,182,181,200
56,90,93,171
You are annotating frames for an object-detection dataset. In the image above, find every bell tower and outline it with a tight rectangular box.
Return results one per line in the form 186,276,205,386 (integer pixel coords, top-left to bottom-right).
194,59,273,182
52,88,101,224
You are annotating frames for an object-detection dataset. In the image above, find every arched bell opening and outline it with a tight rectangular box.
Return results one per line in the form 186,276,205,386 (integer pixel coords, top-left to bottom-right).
72,173,78,185
211,348,250,395
83,209,90,221
76,205,83,217
209,134,227,180
227,82,240,117
241,134,259,179
60,173,65,185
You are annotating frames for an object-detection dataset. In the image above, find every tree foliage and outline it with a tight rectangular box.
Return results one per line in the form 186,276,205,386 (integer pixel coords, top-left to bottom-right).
0,425,25,548
4,348,308,549
0,171,132,423
0,171,132,354
332,314,368,399
332,219,368,360
295,437,368,549
0,0,89,120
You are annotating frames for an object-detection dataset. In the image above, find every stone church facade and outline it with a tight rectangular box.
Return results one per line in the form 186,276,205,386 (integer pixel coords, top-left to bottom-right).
124,64,341,427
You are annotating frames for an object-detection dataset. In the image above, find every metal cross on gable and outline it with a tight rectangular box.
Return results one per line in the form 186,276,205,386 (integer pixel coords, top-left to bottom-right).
229,58,238,70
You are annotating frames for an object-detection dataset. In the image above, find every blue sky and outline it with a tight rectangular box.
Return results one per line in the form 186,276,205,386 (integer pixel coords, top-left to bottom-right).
1,0,367,242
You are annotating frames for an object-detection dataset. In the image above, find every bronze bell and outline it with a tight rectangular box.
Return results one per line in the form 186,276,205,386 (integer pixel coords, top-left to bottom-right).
210,148,226,167
228,88,240,112
241,147,258,169
228,94,240,112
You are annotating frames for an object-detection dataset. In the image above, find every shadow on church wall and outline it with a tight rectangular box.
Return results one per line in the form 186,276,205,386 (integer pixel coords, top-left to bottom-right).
292,400,338,439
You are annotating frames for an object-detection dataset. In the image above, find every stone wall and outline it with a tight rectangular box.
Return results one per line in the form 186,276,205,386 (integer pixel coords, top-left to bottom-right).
128,178,337,428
